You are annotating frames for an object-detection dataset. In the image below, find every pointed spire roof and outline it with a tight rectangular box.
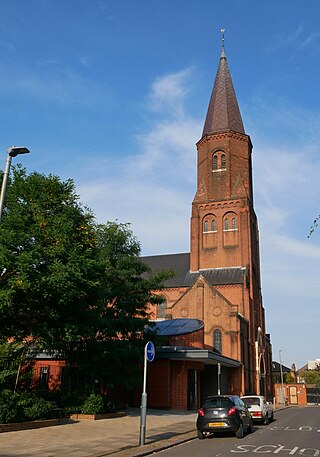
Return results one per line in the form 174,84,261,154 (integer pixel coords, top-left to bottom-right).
202,33,245,137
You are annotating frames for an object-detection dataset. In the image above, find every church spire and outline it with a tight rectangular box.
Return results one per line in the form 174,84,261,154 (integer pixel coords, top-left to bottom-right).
202,30,245,137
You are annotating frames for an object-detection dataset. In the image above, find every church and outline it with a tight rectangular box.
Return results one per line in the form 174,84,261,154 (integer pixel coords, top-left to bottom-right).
142,35,273,410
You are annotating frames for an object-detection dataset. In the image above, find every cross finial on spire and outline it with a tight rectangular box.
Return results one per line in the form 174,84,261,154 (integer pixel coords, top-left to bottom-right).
220,28,225,44
220,28,226,58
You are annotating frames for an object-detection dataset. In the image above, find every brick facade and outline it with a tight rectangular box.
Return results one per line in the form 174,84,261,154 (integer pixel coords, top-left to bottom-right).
145,41,273,408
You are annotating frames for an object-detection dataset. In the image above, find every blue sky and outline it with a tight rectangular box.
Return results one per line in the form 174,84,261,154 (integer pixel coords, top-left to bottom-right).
1,0,320,370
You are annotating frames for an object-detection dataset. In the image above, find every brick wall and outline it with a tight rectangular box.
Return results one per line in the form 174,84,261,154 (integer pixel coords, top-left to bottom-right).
169,328,204,348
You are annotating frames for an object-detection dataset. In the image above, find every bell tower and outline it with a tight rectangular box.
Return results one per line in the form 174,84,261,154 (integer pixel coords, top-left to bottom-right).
190,33,257,277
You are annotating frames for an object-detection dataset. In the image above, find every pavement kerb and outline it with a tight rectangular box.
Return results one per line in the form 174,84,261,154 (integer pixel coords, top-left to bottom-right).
90,430,197,457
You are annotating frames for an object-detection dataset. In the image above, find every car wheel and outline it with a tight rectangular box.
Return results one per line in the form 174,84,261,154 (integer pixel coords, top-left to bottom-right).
247,419,253,433
197,430,205,440
236,422,244,439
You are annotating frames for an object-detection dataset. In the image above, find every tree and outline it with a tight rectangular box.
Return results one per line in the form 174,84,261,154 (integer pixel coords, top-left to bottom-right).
284,372,295,384
73,221,173,390
302,370,320,385
0,167,173,391
0,166,102,358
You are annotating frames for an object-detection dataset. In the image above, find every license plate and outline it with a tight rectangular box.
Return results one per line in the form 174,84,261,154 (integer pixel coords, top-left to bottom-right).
208,422,225,427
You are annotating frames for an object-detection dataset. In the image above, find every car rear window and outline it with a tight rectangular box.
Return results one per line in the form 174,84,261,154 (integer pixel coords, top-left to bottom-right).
242,397,260,406
203,397,233,408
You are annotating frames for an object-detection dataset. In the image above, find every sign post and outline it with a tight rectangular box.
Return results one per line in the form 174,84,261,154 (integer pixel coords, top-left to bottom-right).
139,341,155,446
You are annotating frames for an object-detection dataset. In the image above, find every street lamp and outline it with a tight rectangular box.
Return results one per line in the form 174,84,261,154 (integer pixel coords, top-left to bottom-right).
0,146,30,223
279,349,285,405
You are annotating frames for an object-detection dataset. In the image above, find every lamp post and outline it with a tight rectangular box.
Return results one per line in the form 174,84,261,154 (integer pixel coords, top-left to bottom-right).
0,146,30,223
279,349,285,405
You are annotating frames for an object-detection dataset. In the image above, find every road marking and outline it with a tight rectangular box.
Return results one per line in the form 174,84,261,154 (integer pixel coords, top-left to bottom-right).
231,444,320,455
269,426,320,433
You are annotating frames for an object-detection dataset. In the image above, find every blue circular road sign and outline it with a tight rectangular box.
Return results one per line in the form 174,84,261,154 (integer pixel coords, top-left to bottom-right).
145,341,155,362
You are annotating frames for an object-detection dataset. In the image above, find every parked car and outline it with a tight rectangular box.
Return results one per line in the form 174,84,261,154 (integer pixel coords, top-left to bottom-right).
241,395,274,424
196,395,253,439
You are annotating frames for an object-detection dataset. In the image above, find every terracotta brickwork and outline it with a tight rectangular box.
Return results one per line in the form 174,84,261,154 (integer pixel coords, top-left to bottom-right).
32,360,66,390
274,383,307,406
191,133,253,273
169,328,204,348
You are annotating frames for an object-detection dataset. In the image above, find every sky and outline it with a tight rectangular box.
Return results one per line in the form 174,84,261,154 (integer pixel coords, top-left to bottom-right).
0,0,320,370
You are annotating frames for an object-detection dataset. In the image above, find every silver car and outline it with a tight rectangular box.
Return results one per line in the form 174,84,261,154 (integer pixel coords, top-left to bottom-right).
241,395,274,424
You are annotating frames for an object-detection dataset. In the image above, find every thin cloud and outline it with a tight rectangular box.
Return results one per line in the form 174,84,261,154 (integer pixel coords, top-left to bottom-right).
0,66,114,108
73,67,199,254
0,40,15,53
147,67,196,118
298,30,320,50
265,25,303,53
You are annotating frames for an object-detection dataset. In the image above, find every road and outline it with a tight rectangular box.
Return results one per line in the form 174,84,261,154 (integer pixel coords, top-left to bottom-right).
160,407,320,456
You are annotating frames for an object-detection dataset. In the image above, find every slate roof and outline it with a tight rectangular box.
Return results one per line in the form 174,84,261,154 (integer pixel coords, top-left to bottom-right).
202,44,245,137
141,252,190,288
141,252,246,288
272,361,291,373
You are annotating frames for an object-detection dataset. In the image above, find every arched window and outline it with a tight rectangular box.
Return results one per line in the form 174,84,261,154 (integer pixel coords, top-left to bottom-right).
224,218,229,230
213,329,222,353
157,300,166,319
221,154,226,169
232,217,237,230
213,155,218,170
204,220,209,232
211,219,216,232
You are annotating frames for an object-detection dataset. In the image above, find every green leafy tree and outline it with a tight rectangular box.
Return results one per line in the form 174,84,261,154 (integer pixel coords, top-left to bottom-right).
0,341,24,390
0,166,102,360
302,370,320,385
284,372,295,384
0,168,172,392
74,222,173,390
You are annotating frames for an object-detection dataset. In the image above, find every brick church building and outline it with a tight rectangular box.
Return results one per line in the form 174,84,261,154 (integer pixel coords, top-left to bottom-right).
142,37,273,410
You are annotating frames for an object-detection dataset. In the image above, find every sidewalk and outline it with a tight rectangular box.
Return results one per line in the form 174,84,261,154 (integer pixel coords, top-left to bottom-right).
0,408,198,457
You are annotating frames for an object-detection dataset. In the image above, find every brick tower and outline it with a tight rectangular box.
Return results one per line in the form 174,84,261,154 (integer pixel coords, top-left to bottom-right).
190,37,269,394
143,35,273,408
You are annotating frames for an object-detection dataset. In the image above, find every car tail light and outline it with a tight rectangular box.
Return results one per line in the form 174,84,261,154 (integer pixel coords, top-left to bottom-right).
228,406,237,416
198,408,205,417
253,411,262,417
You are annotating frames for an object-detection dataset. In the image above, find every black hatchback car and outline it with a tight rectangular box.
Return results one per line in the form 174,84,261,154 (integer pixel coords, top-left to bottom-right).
196,395,253,439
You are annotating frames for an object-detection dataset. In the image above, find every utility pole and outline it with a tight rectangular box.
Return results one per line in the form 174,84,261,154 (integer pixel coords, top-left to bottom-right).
279,349,285,405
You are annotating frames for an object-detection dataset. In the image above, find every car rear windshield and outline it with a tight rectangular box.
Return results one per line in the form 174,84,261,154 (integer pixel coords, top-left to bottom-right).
203,397,233,408
242,397,260,406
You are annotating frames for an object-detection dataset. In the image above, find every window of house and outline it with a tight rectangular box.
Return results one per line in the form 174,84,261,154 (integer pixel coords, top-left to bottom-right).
211,219,216,232
224,218,229,230
204,220,209,232
39,367,49,390
213,329,222,353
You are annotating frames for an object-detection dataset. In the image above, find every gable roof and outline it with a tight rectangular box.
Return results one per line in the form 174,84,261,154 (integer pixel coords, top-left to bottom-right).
141,252,246,288
141,252,190,288
272,361,291,373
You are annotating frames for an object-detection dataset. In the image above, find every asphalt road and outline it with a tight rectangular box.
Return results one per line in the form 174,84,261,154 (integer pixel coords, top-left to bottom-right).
157,407,320,457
